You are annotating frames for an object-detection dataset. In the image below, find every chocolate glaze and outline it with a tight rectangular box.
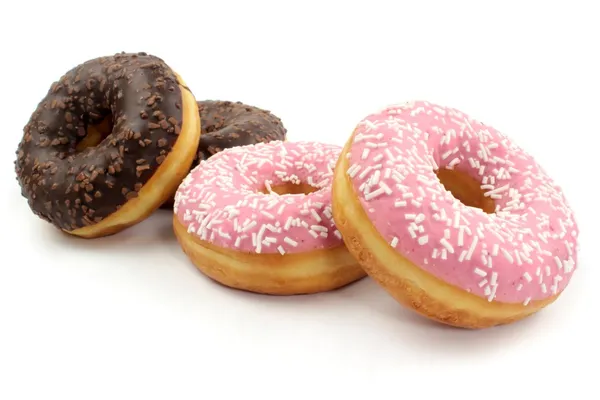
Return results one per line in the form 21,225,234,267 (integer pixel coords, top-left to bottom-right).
15,52,187,231
161,100,287,208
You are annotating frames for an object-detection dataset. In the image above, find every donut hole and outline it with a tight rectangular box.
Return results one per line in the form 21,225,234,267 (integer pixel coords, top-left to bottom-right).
260,182,318,196
75,114,113,151
435,168,495,213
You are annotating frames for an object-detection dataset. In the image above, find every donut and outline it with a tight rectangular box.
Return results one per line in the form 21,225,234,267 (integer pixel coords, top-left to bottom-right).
173,141,366,295
14,52,201,238
161,100,287,208
332,100,579,328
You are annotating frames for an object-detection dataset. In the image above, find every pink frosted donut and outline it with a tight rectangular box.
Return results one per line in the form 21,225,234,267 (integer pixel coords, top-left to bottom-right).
332,100,579,328
172,140,365,295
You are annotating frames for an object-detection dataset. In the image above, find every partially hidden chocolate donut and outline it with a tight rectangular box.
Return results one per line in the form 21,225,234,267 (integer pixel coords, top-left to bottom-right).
195,100,287,162
14,52,201,238
161,100,287,208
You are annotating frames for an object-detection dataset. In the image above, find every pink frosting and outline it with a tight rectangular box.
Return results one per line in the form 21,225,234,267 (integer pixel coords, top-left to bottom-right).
346,101,579,305
174,141,344,255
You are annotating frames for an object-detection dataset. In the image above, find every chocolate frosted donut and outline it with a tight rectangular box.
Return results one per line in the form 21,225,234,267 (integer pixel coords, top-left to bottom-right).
15,52,201,238
195,100,287,162
161,100,287,208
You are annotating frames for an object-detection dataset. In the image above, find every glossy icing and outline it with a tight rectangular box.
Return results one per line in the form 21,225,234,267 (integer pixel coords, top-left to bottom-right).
346,101,578,304
174,141,343,254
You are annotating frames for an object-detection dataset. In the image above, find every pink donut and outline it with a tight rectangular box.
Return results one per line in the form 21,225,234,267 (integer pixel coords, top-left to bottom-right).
172,140,365,295
332,100,579,328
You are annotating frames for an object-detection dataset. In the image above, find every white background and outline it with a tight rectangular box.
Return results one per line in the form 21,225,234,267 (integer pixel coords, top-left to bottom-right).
1,1,598,398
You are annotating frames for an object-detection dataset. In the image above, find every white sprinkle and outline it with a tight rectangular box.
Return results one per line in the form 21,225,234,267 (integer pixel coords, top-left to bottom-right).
476,227,485,239
264,180,273,193
478,279,488,287
334,230,342,239
414,213,425,224
260,210,275,219
444,228,450,239
541,283,547,293
358,166,373,179
466,236,478,260
565,241,573,257
308,230,319,239
490,272,498,286
523,297,531,306
440,237,455,254
277,245,285,255
554,256,563,270
408,226,417,239
370,169,381,185
492,243,499,257
418,235,429,245
457,226,465,247
365,187,386,200
516,283,523,291
234,237,241,247
440,208,447,221
514,250,522,266
310,209,322,222
523,272,532,282
501,248,514,264
474,267,487,277
384,149,395,161
283,237,298,247
458,250,467,262
453,211,460,228
563,258,575,273
347,164,361,178
484,286,491,296
380,181,393,195
448,157,461,168
487,284,497,302
311,225,328,233
361,148,370,160
391,237,399,248
394,200,407,207
441,249,447,260
242,220,257,232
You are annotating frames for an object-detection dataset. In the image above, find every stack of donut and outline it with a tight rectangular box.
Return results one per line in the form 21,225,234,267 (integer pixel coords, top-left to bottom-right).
15,53,579,329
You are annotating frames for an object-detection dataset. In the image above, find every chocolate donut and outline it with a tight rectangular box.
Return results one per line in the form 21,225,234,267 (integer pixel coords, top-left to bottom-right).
195,100,287,162
15,52,201,238
161,100,287,208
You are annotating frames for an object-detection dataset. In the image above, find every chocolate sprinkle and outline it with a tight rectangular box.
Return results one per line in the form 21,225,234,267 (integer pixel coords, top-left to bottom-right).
15,52,186,231
161,100,287,208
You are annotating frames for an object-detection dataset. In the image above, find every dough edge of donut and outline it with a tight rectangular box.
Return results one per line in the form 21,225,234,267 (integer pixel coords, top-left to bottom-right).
173,215,366,295
65,73,201,239
331,130,561,329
